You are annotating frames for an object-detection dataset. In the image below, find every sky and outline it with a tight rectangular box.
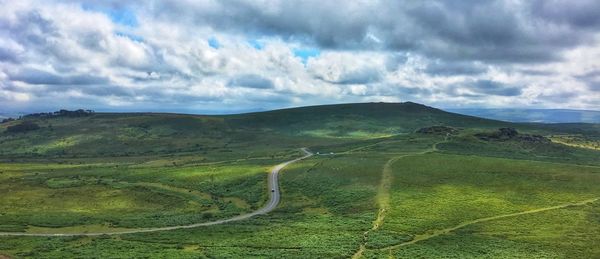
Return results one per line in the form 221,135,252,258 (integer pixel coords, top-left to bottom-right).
1,0,600,115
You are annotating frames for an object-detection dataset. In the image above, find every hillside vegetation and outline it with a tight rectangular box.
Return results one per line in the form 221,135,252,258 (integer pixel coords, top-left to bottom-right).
3,102,595,159
1,102,599,258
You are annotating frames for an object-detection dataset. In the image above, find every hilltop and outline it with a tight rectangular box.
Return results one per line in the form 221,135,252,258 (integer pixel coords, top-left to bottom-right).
0,102,500,158
0,102,598,159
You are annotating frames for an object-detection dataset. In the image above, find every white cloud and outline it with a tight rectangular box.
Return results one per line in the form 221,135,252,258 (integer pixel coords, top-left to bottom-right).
0,0,599,114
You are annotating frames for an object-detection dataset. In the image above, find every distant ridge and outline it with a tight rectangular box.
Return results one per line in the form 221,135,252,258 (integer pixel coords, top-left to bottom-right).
2,102,600,158
448,108,600,123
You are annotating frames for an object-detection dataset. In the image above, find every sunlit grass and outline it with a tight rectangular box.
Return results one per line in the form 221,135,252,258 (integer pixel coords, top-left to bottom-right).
1,104,599,257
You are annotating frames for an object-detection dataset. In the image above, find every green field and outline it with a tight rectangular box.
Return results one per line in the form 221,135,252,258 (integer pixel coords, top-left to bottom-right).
1,102,599,258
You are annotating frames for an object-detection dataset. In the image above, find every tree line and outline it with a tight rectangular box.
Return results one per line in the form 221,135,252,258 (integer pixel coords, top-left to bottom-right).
22,109,95,118
2,109,95,133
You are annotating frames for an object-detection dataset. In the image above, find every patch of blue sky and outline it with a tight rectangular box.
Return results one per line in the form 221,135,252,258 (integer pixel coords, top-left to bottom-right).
115,31,144,42
82,3,138,27
208,37,220,49
293,47,320,63
248,39,264,50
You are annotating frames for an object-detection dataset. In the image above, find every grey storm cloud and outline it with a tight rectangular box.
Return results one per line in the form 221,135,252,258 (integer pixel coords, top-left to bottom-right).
518,69,555,76
467,80,523,97
573,70,600,91
135,0,600,63
364,83,433,98
387,86,432,97
424,61,488,76
586,81,600,91
3,11,56,42
537,91,578,102
227,74,274,89
384,53,408,72
574,70,600,81
77,85,133,97
147,1,375,49
531,0,600,29
27,84,132,99
8,68,109,85
445,79,523,97
0,47,20,63
332,67,382,85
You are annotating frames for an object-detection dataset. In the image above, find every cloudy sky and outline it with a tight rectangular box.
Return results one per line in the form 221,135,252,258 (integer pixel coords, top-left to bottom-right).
1,0,600,114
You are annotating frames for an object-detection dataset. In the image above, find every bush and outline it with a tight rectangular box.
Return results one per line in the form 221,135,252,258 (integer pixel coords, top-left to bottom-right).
6,121,40,133
1,118,14,123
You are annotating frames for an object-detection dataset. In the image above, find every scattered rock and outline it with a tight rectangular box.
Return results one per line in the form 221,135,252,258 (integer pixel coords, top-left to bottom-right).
518,134,550,143
498,128,519,138
416,126,459,135
476,128,549,143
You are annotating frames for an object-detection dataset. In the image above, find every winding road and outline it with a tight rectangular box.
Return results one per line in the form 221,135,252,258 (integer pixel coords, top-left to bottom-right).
0,148,313,237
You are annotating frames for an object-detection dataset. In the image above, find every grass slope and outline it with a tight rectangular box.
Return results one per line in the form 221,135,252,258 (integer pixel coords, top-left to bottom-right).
1,102,599,258
0,102,510,159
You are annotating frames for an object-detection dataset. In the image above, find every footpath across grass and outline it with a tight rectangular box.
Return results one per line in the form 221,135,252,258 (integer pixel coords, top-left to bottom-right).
1,103,600,258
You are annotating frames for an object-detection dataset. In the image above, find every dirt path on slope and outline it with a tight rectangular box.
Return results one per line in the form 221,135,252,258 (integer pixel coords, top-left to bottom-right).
379,197,599,252
351,138,446,259
351,156,402,258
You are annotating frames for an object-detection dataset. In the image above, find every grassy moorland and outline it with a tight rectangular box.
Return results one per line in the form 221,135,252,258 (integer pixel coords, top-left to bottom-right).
1,102,599,258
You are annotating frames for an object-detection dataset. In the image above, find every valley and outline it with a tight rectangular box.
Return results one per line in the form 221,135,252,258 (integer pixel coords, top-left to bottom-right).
1,102,599,258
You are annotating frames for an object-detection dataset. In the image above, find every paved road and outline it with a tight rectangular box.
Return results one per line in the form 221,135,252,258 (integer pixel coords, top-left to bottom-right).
0,148,313,237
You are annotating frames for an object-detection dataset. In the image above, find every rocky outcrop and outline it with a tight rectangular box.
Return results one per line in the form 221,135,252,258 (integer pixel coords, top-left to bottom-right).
476,128,549,143
416,126,459,135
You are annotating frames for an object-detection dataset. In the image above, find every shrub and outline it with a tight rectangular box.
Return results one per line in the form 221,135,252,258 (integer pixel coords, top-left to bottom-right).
1,118,14,123
6,121,40,133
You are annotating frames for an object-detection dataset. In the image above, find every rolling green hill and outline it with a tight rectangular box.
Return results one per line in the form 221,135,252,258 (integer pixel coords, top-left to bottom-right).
1,102,599,258
1,102,598,162
0,102,558,158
